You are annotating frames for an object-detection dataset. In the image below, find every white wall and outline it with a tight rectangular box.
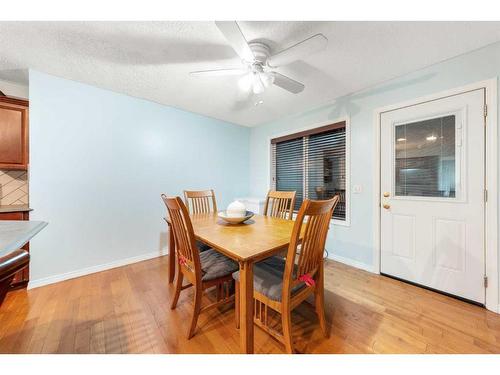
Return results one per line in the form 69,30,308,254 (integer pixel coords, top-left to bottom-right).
0,79,28,99
28,70,250,287
249,41,500,274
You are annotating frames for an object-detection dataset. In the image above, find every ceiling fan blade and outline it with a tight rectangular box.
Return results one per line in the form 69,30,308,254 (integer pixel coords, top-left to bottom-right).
190,68,248,77
215,21,255,62
267,34,328,67
271,72,305,94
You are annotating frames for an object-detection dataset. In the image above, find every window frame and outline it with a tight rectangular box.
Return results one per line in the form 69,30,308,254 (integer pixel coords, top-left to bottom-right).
267,117,351,227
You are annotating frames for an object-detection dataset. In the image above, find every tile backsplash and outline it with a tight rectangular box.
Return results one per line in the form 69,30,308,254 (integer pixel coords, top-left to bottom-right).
0,170,29,205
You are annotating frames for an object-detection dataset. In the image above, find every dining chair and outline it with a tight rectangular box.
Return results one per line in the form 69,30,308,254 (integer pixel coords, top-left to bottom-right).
161,195,238,339
233,196,339,353
263,190,296,220
264,190,297,258
184,189,218,251
184,189,218,214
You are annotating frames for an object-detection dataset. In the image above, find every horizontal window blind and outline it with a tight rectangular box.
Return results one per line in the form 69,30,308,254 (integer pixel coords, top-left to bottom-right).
394,115,456,198
272,138,304,211
271,122,347,220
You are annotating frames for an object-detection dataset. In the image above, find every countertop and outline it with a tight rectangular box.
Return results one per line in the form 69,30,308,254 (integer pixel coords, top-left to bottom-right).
0,204,32,213
0,221,48,257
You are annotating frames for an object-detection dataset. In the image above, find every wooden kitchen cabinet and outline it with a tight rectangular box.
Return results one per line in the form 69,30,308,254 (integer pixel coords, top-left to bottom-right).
0,211,28,220
0,211,30,287
0,97,29,170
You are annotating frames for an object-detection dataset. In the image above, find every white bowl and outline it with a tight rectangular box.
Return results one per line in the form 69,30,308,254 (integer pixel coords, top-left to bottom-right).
218,210,254,224
226,200,246,217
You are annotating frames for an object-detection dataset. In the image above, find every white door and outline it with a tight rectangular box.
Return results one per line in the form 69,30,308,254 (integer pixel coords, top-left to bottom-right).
380,89,485,304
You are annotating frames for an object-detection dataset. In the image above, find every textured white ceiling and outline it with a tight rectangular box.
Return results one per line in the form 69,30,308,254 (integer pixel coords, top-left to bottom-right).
1,21,500,127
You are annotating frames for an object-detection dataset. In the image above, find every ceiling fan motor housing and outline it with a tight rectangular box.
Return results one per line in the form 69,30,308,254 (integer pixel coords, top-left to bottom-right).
248,42,271,64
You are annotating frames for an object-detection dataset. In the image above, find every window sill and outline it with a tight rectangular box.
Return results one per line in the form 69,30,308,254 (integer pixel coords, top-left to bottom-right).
291,212,350,227
331,218,350,227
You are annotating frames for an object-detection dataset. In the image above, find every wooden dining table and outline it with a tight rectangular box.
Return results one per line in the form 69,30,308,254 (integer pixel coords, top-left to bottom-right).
165,212,300,354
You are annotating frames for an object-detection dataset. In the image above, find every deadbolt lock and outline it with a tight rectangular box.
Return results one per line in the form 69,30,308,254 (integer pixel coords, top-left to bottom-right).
383,192,390,198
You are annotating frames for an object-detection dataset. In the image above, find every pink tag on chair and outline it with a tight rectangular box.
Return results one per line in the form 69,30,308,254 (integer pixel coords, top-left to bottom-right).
298,274,315,287
179,255,188,266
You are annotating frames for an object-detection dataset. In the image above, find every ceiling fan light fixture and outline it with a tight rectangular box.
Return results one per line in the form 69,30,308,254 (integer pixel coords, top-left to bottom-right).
238,72,253,92
260,72,274,87
252,72,265,94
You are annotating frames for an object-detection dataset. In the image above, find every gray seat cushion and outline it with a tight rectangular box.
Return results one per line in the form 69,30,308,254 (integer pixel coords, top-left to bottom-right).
232,256,306,302
200,249,239,281
196,240,211,252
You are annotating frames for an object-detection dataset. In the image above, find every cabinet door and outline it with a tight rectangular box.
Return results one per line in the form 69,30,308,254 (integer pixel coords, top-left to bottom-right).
0,211,25,220
0,98,29,170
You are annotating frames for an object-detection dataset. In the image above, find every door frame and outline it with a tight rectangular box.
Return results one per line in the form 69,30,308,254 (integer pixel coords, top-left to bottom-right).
372,78,499,313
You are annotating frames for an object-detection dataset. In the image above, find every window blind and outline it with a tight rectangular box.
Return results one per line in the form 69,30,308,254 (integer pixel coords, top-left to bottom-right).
271,122,347,220
272,138,304,211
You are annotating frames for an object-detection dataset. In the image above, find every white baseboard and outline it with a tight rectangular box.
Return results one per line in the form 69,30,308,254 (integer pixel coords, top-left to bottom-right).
28,250,167,290
328,253,374,273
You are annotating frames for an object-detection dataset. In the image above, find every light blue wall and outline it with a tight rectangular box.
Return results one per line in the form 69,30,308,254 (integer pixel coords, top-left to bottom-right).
29,70,250,283
250,41,500,269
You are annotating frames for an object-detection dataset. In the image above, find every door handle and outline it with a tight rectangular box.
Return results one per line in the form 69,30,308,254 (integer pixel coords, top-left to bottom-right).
383,203,390,210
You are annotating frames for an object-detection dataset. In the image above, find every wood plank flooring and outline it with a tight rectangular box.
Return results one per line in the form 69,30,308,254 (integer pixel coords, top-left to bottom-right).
1,256,499,353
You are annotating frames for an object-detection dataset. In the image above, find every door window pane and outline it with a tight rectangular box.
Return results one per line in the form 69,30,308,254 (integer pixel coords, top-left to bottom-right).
395,115,456,198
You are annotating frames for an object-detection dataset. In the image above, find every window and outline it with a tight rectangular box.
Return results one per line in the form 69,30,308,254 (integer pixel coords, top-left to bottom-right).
270,121,347,221
394,115,457,198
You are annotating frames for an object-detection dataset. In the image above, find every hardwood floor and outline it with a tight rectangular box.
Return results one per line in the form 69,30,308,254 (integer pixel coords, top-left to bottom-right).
1,256,499,354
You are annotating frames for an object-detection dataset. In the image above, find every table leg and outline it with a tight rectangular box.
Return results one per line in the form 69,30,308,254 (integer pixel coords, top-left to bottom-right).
168,222,175,284
239,260,254,354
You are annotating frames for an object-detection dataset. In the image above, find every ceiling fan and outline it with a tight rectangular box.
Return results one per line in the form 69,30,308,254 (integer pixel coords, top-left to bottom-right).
190,22,328,95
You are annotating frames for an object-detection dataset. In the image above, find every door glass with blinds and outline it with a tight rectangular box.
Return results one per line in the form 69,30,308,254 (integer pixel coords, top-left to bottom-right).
271,122,346,220
394,114,460,199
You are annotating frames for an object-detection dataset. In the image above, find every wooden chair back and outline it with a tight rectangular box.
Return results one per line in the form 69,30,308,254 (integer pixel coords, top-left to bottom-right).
161,195,201,283
283,196,339,300
184,190,218,214
263,190,296,220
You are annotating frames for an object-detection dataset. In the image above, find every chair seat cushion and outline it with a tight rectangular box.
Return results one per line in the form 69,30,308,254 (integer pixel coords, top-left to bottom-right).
200,249,239,281
196,240,211,252
232,256,306,302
